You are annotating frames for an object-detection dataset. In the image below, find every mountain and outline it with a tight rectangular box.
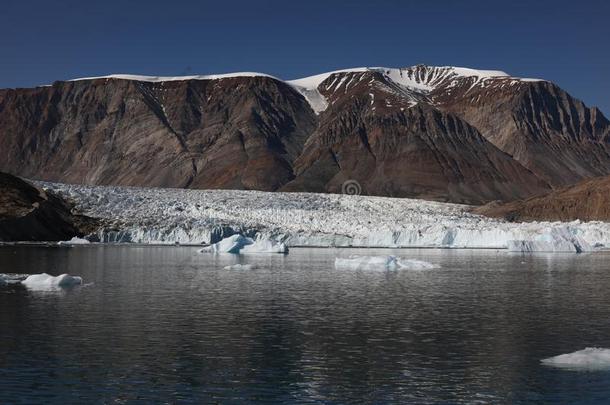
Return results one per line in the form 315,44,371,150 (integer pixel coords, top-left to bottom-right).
0,65,608,204
0,172,96,241
474,175,610,222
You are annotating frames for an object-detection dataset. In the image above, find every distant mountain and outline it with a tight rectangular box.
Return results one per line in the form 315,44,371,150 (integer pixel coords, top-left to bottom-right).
1,65,608,204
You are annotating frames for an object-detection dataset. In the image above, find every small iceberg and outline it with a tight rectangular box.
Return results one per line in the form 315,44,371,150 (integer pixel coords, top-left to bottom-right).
334,255,438,271
199,234,287,254
541,348,610,370
58,237,91,246
21,273,83,291
223,264,257,270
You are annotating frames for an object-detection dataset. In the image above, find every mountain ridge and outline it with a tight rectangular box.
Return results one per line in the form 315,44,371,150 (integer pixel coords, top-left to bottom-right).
1,64,608,204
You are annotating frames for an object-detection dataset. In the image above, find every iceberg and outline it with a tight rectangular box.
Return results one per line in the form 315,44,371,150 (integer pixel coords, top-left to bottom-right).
21,273,83,291
334,255,438,270
58,237,91,245
241,238,288,254
541,348,610,370
198,234,253,254
199,234,287,254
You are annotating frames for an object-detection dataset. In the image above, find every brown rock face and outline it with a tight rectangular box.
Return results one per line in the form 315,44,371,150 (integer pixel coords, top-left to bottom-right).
282,71,549,204
0,65,608,204
407,66,610,186
0,76,315,190
0,172,97,241
474,175,610,222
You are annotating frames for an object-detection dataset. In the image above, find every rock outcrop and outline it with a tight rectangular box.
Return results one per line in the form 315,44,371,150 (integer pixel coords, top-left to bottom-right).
0,172,97,241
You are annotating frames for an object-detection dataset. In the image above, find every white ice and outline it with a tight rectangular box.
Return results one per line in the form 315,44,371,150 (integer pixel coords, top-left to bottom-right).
335,255,438,271
21,273,83,291
541,348,610,370
241,238,288,254
198,234,252,254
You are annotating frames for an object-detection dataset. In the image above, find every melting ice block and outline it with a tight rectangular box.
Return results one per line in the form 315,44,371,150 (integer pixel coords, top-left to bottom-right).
21,273,83,291
541,348,610,370
199,234,288,254
334,255,438,270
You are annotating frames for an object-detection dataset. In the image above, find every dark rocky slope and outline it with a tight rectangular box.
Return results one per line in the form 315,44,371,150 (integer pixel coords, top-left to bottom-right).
0,172,96,241
474,175,610,222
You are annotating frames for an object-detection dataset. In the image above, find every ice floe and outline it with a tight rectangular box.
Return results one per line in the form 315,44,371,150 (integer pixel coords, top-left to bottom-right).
335,255,438,271
21,273,83,291
541,348,610,370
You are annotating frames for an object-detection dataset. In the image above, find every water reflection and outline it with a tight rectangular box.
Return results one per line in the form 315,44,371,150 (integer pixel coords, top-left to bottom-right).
1,246,609,403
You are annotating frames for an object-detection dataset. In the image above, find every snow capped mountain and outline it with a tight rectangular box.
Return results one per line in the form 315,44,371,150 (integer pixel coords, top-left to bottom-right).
1,64,608,204
65,65,542,114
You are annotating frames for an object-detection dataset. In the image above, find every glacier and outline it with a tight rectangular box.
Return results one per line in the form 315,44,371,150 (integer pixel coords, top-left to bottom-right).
37,182,610,252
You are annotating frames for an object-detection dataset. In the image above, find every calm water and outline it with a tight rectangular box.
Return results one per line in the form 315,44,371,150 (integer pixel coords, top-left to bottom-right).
1,246,610,404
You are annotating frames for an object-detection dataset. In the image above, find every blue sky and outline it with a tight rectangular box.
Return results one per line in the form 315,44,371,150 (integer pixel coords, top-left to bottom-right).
2,0,609,113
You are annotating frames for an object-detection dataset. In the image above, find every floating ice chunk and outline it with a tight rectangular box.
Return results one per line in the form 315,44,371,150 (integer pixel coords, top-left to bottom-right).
335,255,438,270
198,234,253,253
21,273,83,291
199,234,288,254
541,348,610,370
335,255,400,270
397,258,440,270
58,237,91,245
241,238,288,254
508,227,592,253
223,264,257,270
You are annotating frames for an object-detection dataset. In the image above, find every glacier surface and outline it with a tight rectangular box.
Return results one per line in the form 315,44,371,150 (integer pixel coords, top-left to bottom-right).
38,182,610,251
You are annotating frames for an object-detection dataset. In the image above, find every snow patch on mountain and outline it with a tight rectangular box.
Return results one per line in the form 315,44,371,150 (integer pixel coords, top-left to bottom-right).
68,72,278,83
